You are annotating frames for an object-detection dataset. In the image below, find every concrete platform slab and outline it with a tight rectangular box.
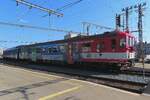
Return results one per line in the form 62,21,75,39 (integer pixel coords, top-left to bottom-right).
0,64,150,100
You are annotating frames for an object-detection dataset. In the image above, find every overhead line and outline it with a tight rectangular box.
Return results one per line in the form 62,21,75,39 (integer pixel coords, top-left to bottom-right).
42,0,84,17
0,40,35,44
56,0,84,11
16,0,63,17
0,21,81,34
82,22,114,30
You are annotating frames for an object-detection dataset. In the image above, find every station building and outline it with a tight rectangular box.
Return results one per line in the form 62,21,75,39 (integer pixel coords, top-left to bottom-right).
144,43,150,55
0,48,3,58
135,42,150,58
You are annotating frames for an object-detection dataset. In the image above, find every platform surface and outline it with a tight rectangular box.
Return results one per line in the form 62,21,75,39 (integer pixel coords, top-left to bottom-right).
0,63,150,100
135,63,150,69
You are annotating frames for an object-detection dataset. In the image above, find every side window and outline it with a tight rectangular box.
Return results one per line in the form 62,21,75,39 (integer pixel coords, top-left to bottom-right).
82,43,91,52
111,39,116,49
120,38,126,48
97,41,104,52
59,45,65,53
28,48,31,54
36,48,42,53
53,48,58,53
48,47,58,53
42,48,46,52
48,48,52,53
42,48,46,53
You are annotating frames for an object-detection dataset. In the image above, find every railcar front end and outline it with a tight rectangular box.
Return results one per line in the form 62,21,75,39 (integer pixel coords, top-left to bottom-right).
76,31,135,67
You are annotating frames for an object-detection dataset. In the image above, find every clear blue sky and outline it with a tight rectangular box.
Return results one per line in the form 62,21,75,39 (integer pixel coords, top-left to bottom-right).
0,0,149,49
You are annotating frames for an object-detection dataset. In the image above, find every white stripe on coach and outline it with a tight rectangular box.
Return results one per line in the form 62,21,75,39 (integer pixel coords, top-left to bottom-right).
80,52,135,59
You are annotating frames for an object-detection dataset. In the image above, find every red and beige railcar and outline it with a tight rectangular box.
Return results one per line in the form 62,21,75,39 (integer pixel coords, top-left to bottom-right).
3,30,136,68
68,30,135,66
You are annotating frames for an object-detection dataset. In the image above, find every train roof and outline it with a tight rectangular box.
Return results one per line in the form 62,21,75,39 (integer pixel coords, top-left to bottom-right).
18,30,131,48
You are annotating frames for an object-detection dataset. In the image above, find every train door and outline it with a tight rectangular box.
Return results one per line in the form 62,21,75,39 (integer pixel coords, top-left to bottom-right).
111,38,116,52
17,48,20,60
72,43,80,62
31,47,37,62
97,39,104,55
67,43,74,64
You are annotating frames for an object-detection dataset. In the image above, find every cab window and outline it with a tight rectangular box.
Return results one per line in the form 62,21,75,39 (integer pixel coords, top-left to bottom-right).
131,38,134,46
128,37,134,46
128,37,131,46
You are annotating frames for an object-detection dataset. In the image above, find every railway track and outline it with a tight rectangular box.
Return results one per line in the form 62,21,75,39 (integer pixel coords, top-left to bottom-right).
1,59,150,94
121,67,150,76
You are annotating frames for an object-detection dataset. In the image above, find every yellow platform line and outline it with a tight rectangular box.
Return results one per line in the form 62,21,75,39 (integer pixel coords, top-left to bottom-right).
39,86,82,100
62,79,81,86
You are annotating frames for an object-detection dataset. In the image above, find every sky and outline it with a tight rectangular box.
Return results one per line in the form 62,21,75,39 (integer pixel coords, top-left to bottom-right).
0,0,149,49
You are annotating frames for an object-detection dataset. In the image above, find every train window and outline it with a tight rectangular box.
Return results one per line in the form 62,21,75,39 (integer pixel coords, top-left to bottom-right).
48,48,52,53
97,44,100,52
128,37,134,46
74,44,79,52
36,48,42,53
97,42,104,52
53,48,58,53
111,39,116,49
128,37,131,46
120,38,126,48
48,47,58,53
131,38,134,46
42,48,46,52
42,48,46,53
82,43,91,52
59,45,65,53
